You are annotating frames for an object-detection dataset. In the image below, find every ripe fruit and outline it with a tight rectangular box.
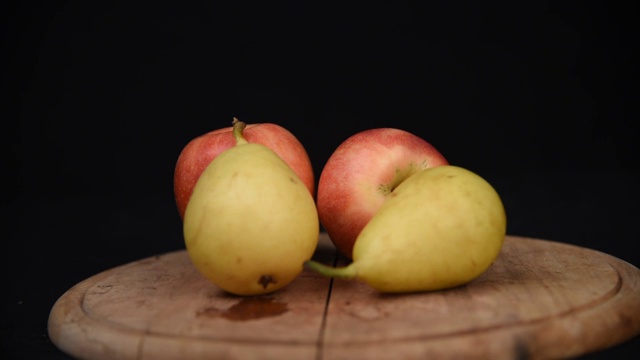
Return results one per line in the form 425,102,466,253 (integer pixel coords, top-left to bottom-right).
183,119,319,295
317,128,448,258
307,165,506,293
174,118,315,220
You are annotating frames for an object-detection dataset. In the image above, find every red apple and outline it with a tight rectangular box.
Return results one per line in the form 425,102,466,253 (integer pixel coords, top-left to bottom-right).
174,119,315,220
317,128,449,259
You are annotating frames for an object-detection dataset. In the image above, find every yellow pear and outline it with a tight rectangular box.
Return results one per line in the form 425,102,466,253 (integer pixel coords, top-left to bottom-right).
183,118,319,296
306,165,506,293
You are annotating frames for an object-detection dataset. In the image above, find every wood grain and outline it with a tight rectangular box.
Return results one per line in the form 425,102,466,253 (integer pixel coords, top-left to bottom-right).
48,233,640,360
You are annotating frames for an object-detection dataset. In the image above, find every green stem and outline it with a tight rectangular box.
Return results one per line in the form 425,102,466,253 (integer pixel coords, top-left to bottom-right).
304,260,358,279
232,117,248,145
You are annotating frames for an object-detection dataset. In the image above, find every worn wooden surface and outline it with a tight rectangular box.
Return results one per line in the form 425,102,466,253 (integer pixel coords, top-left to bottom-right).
48,233,640,359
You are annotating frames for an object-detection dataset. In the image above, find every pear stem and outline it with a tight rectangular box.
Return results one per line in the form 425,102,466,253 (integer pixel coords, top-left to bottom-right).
232,117,249,145
304,260,358,279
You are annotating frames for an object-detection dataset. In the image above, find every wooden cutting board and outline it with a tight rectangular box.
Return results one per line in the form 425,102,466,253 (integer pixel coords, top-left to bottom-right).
48,233,640,360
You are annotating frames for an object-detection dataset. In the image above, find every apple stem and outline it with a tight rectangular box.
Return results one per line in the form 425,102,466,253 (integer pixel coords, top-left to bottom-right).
304,260,357,279
232,117,249,145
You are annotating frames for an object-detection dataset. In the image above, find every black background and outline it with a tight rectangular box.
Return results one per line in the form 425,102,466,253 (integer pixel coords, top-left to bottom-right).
2,1,638,359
